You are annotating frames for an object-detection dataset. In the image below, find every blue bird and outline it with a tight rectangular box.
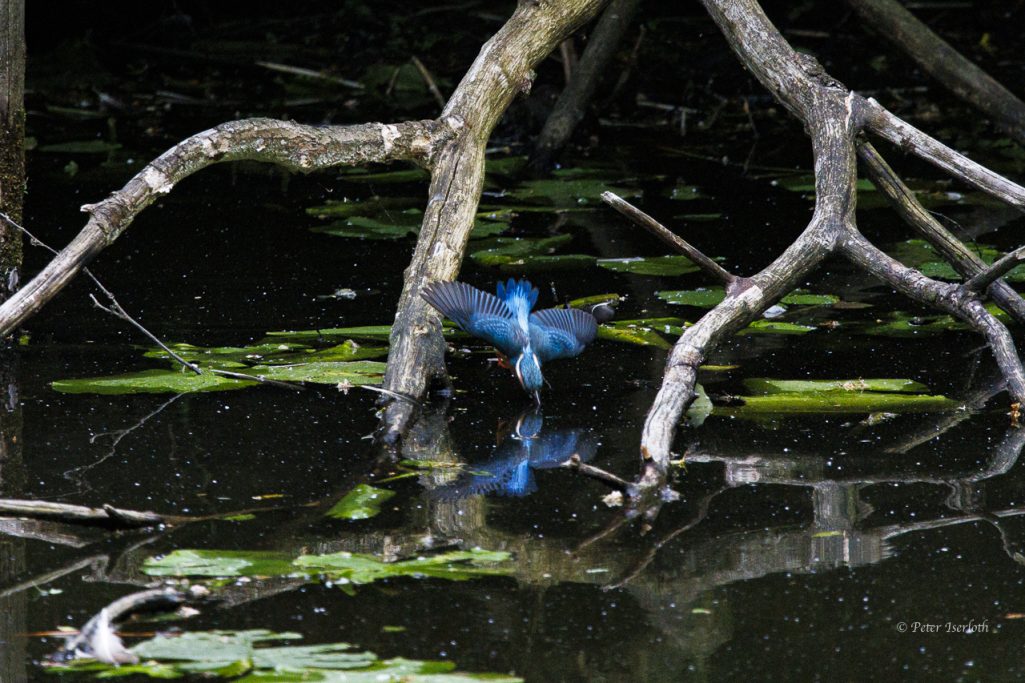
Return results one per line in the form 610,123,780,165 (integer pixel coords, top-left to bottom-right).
430,408,598,500
421,278,598,403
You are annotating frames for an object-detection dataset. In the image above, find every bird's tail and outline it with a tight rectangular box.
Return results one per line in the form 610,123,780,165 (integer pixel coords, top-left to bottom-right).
496,278,538,321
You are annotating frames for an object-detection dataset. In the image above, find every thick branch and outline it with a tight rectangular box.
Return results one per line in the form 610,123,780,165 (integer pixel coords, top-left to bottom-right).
861,97,1025,210
379,0,610,441
857,139,1025,322
0,118,445,337
847,0,1025,145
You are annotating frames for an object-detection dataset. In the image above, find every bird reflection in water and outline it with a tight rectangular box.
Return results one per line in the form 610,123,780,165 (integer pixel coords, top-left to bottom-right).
431,408,598,500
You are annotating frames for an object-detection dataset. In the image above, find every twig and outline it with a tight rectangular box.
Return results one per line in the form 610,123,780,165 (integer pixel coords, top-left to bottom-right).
410,56,446,110
561,454,633,491
358,384,422,406
255,60,363,90
0,211,302,392
0,498,174,528
965,247,1025,293
601,191,737,286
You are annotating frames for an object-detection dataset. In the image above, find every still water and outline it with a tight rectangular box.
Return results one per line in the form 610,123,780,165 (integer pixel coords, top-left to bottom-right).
4,115,1025,682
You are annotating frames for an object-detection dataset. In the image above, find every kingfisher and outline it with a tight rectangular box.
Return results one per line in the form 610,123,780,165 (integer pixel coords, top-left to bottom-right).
421,278,598,403
430,408,598,500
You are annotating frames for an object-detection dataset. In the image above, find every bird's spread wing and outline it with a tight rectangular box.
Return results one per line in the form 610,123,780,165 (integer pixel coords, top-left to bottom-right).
421,281,526,356
529,307,598,362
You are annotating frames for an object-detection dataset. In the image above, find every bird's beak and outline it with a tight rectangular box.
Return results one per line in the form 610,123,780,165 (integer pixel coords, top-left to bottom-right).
532,389,542,405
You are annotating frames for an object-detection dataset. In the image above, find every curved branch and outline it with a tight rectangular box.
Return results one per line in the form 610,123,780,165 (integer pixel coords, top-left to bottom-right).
0,118,445,337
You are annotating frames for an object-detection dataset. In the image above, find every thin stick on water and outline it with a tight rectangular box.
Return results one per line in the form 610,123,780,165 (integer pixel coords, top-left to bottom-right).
0,211,301,391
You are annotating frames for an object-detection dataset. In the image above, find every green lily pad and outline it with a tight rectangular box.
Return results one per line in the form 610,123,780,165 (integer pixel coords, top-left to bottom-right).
143,342,312,364
860,303,1011,337
597,256,700,276
568,293,623,308
598,321,673,349
52,629,521,681
247,360,386,385
720,392,958,415
742,378,931,394
267,324,467,343
479,253,597,271
738,320,816,335
145,547,511,584
312,216,419,240
52,369,257,395
326,484,397,520
658,288,838,307
676,212,722,221
505,177,639,208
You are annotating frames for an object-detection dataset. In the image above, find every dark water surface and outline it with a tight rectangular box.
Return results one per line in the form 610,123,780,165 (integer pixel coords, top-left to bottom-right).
7,6,1025,679
5,140,1025,682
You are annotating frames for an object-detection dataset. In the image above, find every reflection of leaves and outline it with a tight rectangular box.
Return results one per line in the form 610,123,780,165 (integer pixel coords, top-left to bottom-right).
52,629,520,681
326,484,396,520
144,548,512,585
597,256,700,276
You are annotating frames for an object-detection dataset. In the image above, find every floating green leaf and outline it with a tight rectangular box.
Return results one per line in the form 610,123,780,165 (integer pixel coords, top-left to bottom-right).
246,360,386,385
719,392,958,415
506,176,639,208
143,341,312,365
326,484,396,520
266,324,467,343
598,322,673,349
52,629,521,681
470,235,593,270
676,212,721,221
743,378,931,395
738,320,816,335
144,548,512,585
52,369,257,395
597,256,699,276
658,288,838,307
312,215,419,240
567,293,623,308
